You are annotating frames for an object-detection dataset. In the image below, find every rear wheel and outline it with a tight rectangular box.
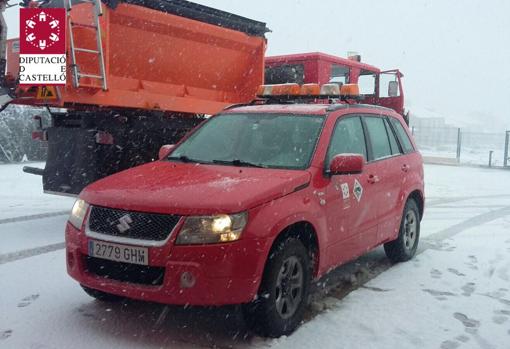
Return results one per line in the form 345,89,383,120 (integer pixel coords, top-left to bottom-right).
384,199,420,263
244,238,311,338
81,285,124,302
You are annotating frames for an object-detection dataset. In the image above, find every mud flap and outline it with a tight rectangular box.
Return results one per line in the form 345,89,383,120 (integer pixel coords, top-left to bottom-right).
43,127,101,195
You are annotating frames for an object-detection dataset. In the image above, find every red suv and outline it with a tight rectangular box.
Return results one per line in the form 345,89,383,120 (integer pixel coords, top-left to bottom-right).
66,100,424,337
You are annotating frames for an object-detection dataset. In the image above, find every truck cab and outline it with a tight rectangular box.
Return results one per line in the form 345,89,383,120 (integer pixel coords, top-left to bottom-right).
66,82,424,338
265,52,405,118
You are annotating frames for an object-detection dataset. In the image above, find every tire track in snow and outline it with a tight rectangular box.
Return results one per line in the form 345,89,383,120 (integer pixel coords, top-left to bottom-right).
0,211,69,225
426,205,510,241
427,194,510,207
0,243,64,265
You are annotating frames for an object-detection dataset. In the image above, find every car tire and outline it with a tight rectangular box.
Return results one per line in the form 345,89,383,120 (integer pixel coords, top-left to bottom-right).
243,238,311,338
81,285,124,302
384,199,421,263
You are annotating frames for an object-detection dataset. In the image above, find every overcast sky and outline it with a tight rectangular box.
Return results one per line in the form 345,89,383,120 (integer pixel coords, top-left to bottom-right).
5,0,510,129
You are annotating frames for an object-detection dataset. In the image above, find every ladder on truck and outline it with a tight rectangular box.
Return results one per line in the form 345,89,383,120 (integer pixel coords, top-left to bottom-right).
65,0,107,90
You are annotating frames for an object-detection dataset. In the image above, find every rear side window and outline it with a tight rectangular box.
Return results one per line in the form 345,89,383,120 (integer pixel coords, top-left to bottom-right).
326,116,367,166
363,116,392,160
389,117,415,153
384,118,401,155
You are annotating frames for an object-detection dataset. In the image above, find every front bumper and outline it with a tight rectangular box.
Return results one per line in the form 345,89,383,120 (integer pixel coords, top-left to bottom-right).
65,223,271,306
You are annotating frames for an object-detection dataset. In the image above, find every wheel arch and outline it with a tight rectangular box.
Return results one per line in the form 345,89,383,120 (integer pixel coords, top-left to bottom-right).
266,221,320,278
407,189,424,220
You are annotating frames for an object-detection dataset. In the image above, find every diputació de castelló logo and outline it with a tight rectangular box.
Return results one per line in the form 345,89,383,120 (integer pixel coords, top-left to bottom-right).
19,8,66,86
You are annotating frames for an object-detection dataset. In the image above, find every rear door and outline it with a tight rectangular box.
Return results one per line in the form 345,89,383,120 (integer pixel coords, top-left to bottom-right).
387,115,423,235
362,114,404,243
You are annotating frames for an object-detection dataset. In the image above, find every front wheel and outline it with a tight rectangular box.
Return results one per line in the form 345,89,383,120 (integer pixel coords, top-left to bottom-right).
244,238,311,338
384,199,421,263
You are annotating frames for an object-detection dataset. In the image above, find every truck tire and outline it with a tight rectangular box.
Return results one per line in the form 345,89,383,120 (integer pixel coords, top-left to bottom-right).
384,199,420,263
81,285,124,302
244,238,311,338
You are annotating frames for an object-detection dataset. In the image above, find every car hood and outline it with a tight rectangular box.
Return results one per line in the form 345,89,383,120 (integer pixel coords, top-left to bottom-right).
80,161,311,215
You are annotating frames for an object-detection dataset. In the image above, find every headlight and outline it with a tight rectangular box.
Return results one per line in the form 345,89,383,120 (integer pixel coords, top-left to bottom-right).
69,199,90,230
175,212,248,245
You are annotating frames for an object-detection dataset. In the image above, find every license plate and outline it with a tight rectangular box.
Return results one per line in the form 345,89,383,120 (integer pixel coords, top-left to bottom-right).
88,240,148,266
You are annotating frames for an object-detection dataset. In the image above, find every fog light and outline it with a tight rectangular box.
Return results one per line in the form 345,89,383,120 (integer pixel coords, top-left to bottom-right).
180,272,196,289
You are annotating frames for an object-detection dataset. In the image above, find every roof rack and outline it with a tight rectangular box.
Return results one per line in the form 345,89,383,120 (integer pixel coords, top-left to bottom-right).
252,95,360,105
326,104,394,113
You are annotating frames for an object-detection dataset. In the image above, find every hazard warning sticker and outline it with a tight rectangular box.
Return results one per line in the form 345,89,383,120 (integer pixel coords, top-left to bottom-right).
341,183,350,200
353,179,363,203
341,182,351,209
36,86,58,100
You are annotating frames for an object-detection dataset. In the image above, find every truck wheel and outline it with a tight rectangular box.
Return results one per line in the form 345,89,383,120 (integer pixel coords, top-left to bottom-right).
384,199,420,263
244,238,311,338
81,285,124,302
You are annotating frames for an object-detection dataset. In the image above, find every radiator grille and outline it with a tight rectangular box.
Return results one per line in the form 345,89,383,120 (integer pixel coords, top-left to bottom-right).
89,206,180,241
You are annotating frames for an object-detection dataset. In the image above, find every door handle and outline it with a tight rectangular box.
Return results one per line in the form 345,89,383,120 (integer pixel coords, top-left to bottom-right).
368,174,380,184
401,164,410,172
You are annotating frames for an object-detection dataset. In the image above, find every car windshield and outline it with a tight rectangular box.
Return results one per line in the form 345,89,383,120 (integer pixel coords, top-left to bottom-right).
169,113,325,169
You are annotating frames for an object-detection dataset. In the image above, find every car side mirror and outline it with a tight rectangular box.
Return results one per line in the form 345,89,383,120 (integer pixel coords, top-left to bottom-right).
388,80,399,97
329,154,365,175
158,144,175,160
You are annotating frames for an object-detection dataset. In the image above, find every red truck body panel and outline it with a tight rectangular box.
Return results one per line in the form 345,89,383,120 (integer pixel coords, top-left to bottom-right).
266,52,381,85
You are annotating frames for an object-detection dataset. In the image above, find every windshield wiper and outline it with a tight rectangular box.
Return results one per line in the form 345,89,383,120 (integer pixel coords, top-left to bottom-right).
212,159,267,168
168,155,206,164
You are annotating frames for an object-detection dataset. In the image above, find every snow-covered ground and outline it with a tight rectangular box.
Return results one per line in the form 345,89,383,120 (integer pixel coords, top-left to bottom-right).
1,163,510,348
419,146,506,167
0,162,74,221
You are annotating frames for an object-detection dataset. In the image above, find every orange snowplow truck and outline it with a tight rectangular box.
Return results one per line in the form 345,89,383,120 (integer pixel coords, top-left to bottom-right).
1,0,269,194
1,0,406,195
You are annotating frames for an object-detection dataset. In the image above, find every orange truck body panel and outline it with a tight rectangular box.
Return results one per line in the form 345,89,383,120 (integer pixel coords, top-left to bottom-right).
12,3,266,115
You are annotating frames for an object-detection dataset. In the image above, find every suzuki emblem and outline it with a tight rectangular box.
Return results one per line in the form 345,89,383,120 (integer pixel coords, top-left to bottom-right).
116,214,133,233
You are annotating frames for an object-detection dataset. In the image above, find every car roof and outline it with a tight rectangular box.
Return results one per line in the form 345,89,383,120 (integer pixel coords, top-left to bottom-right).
224,103,396,116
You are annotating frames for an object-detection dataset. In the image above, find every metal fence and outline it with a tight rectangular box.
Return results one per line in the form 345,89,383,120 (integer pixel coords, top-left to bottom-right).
411,126,510,167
